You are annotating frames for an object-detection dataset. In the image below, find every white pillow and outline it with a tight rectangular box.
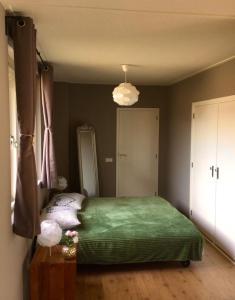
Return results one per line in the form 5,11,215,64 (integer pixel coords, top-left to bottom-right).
51,193,85,210
41,206,80,230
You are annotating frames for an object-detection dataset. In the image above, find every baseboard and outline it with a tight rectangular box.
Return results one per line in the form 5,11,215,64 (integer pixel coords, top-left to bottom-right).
203,235,235,265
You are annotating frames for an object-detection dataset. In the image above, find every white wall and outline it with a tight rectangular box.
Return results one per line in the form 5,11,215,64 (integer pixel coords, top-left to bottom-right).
0,4,30,300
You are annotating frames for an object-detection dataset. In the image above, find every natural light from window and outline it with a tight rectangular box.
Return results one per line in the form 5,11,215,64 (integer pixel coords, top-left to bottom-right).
8,45,18,222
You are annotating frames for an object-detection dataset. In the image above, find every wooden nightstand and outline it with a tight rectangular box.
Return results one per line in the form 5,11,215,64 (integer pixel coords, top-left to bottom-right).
30,245,77,300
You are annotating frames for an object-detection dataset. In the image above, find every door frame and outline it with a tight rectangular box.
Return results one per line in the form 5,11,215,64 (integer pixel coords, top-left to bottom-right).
116,107,160,197
190,95,235,220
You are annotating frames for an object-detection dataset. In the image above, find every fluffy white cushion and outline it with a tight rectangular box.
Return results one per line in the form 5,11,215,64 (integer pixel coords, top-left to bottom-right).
50,193,85,210
41,206,80,230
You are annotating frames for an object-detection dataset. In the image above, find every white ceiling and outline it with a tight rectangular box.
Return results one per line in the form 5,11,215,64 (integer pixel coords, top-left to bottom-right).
2,0,235,85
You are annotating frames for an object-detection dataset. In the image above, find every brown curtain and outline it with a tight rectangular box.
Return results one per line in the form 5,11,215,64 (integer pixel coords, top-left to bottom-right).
40,65,58,190
9,17,40,238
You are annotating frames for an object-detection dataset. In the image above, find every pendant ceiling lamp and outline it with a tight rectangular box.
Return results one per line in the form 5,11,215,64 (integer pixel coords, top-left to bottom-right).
112,65,140,106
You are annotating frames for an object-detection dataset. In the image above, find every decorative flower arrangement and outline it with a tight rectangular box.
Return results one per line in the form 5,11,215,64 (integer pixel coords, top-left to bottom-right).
60,230,79,247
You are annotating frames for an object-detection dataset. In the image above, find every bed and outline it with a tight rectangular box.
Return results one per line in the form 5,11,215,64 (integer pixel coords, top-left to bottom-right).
77,196,203,265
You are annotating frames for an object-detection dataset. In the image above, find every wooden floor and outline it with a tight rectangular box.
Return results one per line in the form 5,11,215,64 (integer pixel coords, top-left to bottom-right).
77,241,235,300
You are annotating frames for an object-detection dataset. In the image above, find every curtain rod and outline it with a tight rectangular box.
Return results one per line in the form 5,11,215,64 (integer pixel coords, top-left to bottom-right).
5,15,48,69
36,49,48,70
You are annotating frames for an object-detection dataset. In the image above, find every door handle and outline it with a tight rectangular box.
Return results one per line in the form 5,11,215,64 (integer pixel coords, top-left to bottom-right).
215,167,219,179
119,153,127,157
210,166,214,177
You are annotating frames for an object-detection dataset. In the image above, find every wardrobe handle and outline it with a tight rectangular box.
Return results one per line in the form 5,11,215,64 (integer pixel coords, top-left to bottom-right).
210,166,214,177
215,167,219,179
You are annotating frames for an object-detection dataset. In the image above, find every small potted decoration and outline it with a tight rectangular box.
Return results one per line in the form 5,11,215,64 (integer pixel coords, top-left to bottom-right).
60,230,79,259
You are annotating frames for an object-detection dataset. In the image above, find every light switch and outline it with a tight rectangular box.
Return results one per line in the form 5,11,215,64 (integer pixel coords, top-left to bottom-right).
105,157,113,163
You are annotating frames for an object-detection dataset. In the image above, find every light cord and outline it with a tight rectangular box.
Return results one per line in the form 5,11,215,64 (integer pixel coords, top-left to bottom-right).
125,70,127,82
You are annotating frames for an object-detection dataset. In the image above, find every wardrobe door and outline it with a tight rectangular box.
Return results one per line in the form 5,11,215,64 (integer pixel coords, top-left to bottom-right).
215,100,235,259
191,103,218,239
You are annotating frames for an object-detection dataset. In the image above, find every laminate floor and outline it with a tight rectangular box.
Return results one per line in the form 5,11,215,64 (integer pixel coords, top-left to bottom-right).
77,241,235,300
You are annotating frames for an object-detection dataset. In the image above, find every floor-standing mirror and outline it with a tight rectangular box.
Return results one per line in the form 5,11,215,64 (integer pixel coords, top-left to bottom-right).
77,125,99,197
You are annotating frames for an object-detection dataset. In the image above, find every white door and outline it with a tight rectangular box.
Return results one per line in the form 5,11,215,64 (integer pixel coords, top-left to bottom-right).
116,108,159,197
215,100,235,259
191,103,218,239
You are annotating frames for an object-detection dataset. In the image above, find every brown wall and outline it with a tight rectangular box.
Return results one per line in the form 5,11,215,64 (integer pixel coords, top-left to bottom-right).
167,58,235,214
54,83,168,197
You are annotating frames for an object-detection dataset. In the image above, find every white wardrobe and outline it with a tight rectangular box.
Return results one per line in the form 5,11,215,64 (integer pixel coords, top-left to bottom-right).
190,95,235,260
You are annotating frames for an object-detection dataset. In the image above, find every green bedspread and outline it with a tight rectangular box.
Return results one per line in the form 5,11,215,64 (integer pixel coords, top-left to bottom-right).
77,196,203,264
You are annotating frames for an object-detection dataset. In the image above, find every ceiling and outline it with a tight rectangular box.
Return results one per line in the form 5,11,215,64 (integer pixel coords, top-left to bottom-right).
2,0,235,85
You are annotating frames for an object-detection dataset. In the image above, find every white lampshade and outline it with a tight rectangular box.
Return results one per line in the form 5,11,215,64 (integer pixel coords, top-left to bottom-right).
37,220,62,247
113,82,140,106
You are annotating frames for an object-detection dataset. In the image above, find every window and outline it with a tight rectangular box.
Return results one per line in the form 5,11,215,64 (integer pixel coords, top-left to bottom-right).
8,45,18,217
8,44,42,222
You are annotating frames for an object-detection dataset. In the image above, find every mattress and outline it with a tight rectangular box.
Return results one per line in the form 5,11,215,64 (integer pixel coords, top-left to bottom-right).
77,196,203,264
